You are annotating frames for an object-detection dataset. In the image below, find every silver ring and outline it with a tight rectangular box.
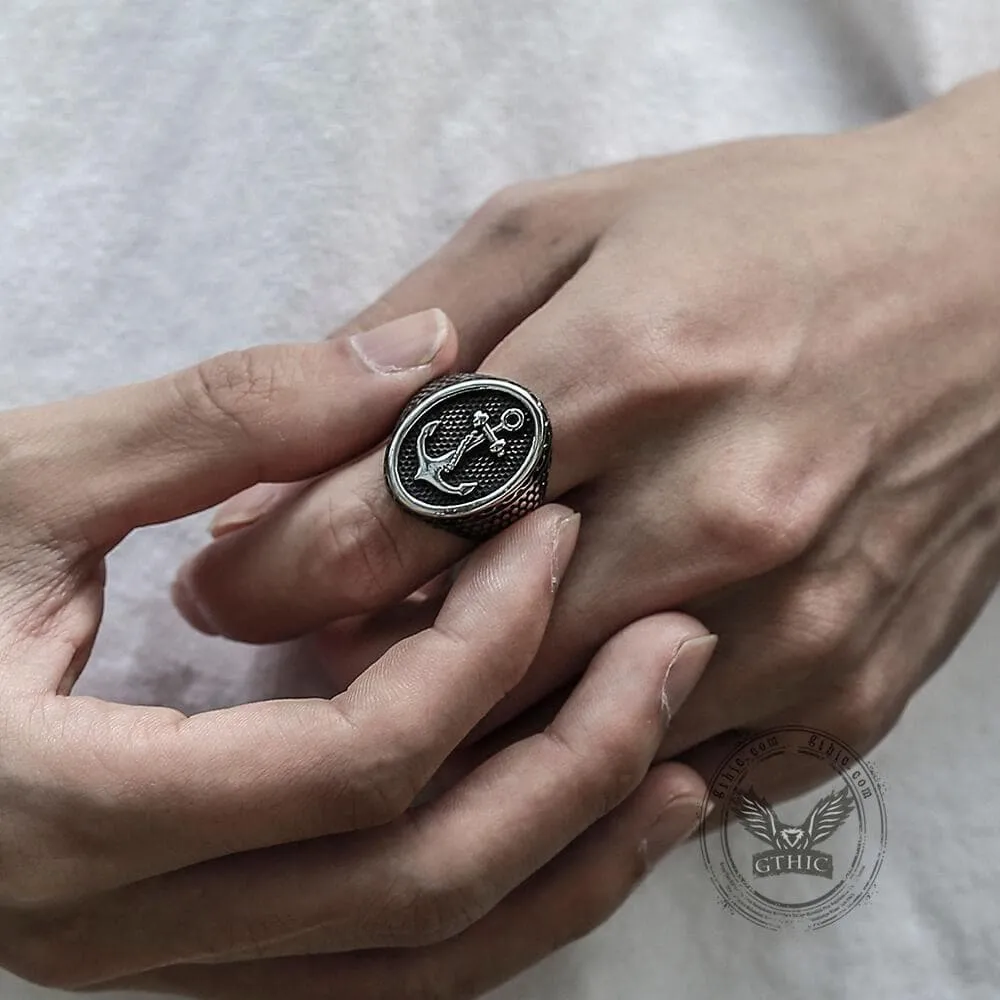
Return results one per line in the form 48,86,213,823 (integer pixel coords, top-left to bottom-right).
384,374,553,539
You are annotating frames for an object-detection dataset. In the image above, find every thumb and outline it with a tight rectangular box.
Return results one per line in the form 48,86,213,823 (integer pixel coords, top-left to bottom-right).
2,309,456,549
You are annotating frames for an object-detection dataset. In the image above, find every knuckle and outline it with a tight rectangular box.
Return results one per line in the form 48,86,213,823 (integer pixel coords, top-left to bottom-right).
548,724,645,821
540,307,683,430
833,671,901,751
576,307,647,369
403,864,495,948
306,489,407,614
378,833,495,947
468,182,545,242
333,653,476,829
183,349,285,443
466,179,567,249
334,721,444,830
781,575,866,665
594,749,647,818
351,765,420,828
695,467,823,575
406,879,485,946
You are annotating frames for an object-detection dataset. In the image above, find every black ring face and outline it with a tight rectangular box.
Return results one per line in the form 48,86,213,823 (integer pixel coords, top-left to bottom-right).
385,375,551,537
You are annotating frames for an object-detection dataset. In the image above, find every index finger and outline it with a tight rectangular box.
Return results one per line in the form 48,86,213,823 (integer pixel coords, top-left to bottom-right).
2,309,456,550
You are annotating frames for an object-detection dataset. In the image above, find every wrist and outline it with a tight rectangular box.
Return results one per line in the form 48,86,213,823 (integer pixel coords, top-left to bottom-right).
889,69,1000,202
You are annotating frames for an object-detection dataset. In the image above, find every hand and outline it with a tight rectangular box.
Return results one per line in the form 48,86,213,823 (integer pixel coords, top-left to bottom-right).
176,72,1000,800
0,311,715,996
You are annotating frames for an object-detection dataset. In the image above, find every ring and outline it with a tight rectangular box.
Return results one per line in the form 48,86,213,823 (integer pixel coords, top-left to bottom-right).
384,373,553,539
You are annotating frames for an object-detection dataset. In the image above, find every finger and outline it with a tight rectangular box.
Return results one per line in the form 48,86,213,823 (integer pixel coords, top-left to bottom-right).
173,447,468,640
115,763,708,1000
334,179,603,364
175,263,608,642
30,614,713,979
16,507,577,902
1,310,457,549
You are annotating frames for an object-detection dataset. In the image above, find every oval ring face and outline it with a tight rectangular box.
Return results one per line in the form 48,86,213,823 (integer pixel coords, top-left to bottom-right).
385,375,551,531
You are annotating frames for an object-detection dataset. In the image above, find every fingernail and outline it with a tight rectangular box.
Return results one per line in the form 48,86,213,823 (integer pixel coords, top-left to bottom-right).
643,797,713,868
170,563,220,636
661,634,717,727
348,308,450,373
210,482,284,537
551,512,581,592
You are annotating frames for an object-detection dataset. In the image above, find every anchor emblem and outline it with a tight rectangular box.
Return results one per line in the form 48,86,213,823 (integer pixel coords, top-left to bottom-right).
414,407,526,496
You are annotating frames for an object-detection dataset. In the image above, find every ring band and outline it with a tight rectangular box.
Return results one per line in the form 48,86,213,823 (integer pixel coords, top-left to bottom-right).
384,373,553,539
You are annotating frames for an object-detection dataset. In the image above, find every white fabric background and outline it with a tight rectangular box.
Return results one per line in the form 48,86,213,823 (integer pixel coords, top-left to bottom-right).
1,2,999,997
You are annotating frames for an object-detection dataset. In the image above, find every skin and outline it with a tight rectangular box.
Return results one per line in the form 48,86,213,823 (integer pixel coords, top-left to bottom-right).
0,313,714,997
181,68,1000,807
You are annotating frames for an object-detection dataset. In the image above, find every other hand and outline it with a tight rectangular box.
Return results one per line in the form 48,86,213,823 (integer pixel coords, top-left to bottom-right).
0,311,714,996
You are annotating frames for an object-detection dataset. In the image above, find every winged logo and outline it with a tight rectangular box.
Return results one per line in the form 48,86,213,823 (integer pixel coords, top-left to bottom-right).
732,785,855,852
